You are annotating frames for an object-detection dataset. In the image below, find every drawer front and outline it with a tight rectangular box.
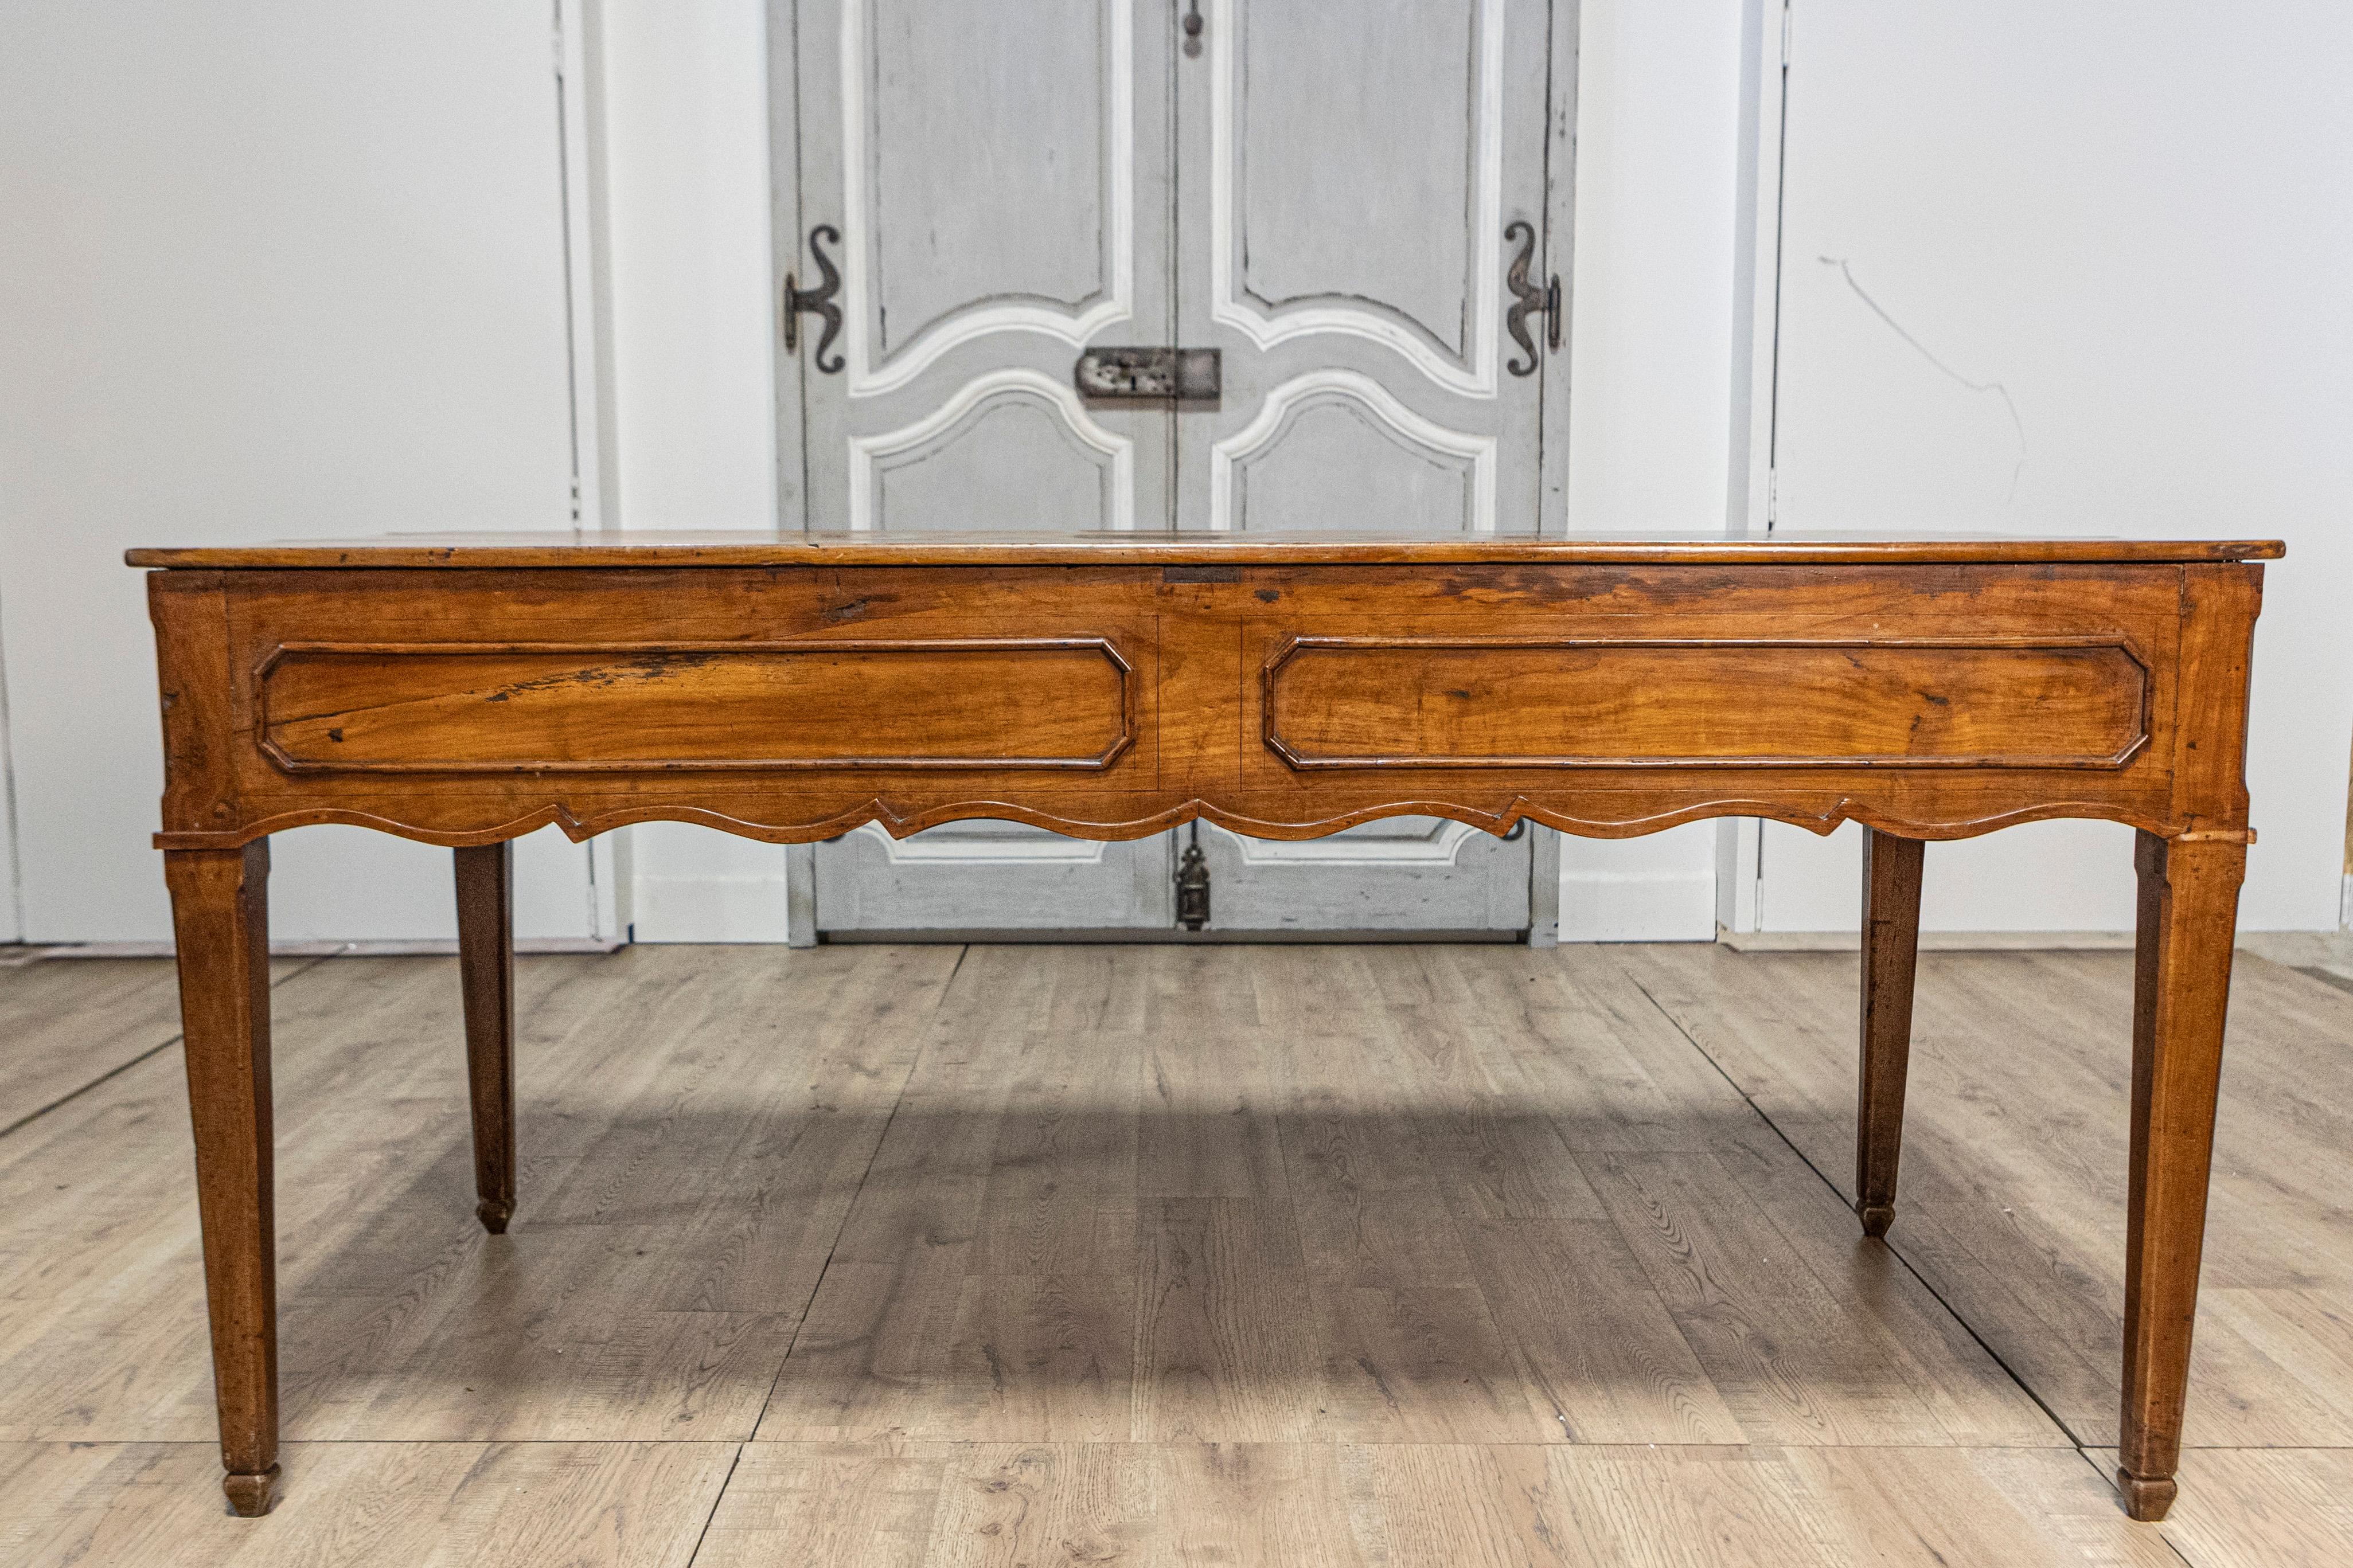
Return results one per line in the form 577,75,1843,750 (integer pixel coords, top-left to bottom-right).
1263,635,2149,770
257,639,1135,773
176,566,1176,844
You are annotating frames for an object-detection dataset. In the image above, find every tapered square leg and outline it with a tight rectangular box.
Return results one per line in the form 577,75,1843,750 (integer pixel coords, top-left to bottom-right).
454,843,517,1234
2118,830,2244,1521
166,841,280,1518
1857,828,1925,1238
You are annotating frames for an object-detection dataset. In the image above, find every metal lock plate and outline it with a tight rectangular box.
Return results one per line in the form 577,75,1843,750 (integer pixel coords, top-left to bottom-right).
1074,346,1221,401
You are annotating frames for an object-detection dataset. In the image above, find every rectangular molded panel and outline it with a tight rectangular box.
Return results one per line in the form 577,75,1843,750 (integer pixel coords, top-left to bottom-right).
258,640,1134,772
1263,638,2149,769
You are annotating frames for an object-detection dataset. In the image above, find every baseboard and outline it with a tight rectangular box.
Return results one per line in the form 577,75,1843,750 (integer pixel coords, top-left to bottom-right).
19,937,627,960
821,928,1527,945
1720,927,2353,957
1718,927,2136,953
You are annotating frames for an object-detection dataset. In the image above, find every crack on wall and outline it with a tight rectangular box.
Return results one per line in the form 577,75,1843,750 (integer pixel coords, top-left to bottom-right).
1819,256,2027,502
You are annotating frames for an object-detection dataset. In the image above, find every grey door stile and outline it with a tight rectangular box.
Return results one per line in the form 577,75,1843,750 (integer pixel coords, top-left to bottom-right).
796,0,1182,932
1172,0,1559,931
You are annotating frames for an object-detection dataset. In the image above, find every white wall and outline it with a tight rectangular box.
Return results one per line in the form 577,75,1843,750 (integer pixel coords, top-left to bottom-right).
1750,0,2353,933
1556,0,1751,939
599,0,780,532
3,1,2341,943
592,0,791,940
0,2,608,944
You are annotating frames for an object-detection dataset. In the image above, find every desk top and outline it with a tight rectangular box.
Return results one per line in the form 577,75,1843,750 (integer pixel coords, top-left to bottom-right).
127,529,2286,570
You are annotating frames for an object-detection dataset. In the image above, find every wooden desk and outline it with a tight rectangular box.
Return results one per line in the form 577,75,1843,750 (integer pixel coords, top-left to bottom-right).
131,531,2278,1520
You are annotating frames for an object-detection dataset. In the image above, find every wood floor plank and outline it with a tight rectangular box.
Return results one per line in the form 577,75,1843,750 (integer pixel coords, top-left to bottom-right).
1579,1140,2053,1446
1782,1446,2181,1568
1707,1121,2063,1448
0,956,314,1133
0,958,188,1132
1152,1441,1360,1567
689,1442,945,1568
759,947,1146,1442
2088,1446,2353,1568
1460,1217,1748,1444
1309,1282,1556,1442
9,940,2347,1560
696,1442,1157,1568
1620,941,2353,1447
1136,949,1286,1201
762,944,2065,1452
1133,1195,1322,1441
0,945,957,1444
698,1441,2185,1566
0,1440,735,1567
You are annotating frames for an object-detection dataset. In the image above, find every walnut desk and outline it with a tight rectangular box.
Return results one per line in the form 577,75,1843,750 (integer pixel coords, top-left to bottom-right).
130,531,2278,1520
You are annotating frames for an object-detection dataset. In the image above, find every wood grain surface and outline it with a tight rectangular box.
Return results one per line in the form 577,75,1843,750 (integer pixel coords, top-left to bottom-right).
142,556,2255,851
258,639,1137,773
124,527,2285,570
1,941,2343,1562
1262,636,2148,769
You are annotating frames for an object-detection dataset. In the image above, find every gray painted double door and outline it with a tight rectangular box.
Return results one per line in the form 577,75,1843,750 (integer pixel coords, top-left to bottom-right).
779,0,1574,935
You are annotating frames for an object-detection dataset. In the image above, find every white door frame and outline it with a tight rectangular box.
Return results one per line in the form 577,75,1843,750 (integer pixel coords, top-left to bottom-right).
558,0,637,944
0,617,21,943
1713,0,1790,938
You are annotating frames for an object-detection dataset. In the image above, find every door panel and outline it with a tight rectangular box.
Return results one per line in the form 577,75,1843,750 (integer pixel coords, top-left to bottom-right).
1176,0,1555,927
817,821,1173,931
1214,0,1501,392
859,6,1125,381
1181,0,1555,537
859,369,1135,533
831,0,1142,401
797,0,1170,536
1199,817,1531,933
1213,372,1494,534
799,0,1177,931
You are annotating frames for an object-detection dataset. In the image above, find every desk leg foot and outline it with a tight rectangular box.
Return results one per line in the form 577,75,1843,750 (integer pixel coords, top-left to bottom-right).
223,1465,281,1518
2119,830,2243,1525
455,844,518,1234
167,843,281,1522
2117,1468,2177,1523
1857,829,1925,1238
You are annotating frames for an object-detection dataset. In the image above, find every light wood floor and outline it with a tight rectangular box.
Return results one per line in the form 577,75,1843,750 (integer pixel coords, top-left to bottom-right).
0,938,2347,1566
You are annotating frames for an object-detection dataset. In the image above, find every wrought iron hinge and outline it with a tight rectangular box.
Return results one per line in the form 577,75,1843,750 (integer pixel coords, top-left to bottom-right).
1504,220,1560,377
782,224,845,374
1176,830,1211,931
